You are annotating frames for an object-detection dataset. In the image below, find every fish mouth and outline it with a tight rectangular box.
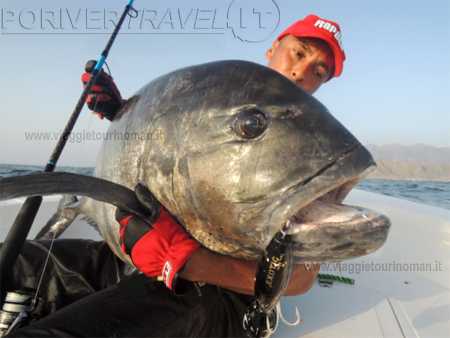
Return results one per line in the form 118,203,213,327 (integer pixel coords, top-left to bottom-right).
238,144,392,262
285,177,391,263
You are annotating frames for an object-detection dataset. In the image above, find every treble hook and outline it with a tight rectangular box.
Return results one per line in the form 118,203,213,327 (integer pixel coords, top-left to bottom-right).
260,314,278,338
275,220,301,328
243,221,301,337
276,302,302,326
260,302,301,337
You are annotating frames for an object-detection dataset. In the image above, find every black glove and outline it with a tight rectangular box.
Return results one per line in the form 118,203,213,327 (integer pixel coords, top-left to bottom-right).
81,60,125,121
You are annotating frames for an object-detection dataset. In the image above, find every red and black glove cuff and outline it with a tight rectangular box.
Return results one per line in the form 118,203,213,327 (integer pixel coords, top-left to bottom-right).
117,205,200,291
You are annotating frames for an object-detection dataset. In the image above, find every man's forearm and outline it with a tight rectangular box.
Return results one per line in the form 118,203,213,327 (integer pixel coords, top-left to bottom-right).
180,248,318,296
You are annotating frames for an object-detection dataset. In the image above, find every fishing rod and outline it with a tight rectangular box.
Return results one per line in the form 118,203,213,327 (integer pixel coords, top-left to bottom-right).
0,0,137,303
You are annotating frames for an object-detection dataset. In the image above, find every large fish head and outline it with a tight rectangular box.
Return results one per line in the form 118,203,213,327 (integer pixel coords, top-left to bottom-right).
133,61,390,263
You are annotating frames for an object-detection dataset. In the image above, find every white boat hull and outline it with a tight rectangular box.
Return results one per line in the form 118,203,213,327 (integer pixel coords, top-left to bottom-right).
1,189,448,337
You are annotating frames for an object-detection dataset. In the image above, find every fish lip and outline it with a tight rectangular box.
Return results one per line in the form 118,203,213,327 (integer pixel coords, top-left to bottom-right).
237,144,376,246
273,160,391,263
289,206,391,263
237,143,392,263
267,144,376,241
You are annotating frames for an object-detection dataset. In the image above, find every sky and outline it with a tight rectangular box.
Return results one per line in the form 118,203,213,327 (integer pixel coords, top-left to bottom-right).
0,0,449,167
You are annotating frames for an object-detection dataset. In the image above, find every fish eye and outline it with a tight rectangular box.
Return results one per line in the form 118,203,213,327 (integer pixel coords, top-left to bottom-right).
235,108,268,139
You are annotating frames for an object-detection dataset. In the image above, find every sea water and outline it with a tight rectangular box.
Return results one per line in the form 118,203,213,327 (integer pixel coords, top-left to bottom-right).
1,164,449,210
356,179,449,210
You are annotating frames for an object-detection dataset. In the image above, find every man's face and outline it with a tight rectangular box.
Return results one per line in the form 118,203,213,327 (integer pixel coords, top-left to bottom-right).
265,35,335,94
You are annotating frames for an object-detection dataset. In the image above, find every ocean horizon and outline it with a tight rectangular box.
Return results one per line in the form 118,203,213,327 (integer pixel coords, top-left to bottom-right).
1,163,449,210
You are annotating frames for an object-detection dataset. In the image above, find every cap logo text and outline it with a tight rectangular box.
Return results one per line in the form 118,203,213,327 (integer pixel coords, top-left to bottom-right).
314,19,344,52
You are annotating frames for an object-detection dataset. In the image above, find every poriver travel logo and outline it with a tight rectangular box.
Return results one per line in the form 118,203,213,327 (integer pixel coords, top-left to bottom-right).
1,0,280,43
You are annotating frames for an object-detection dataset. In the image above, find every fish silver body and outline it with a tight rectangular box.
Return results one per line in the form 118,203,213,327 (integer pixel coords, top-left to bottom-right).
0,60,390,265
82,60,390,264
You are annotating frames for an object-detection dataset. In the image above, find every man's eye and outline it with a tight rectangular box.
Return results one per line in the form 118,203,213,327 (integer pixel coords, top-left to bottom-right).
313,69,323,80
294,50,303,58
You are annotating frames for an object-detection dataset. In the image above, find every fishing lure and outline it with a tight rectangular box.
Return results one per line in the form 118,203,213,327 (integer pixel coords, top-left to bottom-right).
243,221,301,337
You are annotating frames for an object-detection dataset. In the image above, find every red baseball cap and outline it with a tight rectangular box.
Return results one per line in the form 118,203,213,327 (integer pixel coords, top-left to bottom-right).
277,15,346,79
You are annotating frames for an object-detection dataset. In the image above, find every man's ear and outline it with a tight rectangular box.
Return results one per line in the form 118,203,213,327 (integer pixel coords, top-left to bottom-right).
265,39,280,60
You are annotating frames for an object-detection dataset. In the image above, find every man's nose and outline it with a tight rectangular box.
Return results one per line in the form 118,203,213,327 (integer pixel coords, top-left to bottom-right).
291,63,311,83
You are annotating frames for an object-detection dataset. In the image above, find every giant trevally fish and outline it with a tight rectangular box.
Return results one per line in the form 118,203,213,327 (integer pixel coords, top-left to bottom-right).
1,60,391,264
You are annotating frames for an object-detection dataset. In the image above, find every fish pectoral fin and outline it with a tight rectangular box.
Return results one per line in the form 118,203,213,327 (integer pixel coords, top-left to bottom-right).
34,195,81,240
80,215,102,236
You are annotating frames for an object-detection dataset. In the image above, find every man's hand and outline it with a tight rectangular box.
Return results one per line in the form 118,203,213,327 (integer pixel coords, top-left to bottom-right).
81,60,125,121
116,184,200,291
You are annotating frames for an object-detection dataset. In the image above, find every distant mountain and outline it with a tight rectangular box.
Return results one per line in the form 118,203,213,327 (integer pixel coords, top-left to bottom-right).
364,144,450,181
365,144,450,164
366,159,450,181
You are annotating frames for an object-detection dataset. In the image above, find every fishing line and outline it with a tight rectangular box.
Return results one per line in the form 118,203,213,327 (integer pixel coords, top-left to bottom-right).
32,111,96,306
0,0,137,308
104,62,112,77
108,35,126,71
31,5,133,306
32,226,58,307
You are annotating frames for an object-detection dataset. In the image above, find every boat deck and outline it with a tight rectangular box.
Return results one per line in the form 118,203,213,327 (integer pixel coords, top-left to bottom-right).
274,189,449,338
1,189,449,337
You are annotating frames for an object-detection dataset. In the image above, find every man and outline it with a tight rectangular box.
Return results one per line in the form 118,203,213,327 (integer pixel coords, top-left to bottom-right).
8,14,345,337
265,15,344,94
